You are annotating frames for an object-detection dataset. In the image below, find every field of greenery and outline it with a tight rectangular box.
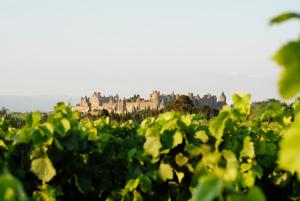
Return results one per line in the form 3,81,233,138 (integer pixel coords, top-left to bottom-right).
0,11,300,201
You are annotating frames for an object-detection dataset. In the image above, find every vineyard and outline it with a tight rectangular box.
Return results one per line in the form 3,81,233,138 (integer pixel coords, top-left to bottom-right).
1,10,300,201
0,95,297,201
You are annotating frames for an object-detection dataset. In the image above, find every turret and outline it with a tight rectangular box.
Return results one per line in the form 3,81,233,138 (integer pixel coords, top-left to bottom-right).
91,91,101,108
219,91,226,103
80,96,90,107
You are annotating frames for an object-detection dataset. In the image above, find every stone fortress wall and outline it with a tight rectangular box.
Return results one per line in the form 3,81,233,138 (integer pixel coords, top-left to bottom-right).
72,91,227,114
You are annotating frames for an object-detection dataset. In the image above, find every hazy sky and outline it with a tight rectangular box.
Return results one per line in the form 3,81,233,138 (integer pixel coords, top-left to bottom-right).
1,0,300,101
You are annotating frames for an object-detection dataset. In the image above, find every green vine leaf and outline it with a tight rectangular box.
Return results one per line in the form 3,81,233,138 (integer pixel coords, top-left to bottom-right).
175,153,189,167
240,136,255,160
270,12,300,25
0,171,28,201
159,163,173,181
273,40,300,99
190,175,224,201
143,128,162,158
31,156,56,183
25,112,41,128
209,105,231,148
232,93,251,117
247,186,266,201
278,113,300,178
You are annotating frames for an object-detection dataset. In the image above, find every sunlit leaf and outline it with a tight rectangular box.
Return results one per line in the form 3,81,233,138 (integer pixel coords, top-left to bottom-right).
31,156,56,183
278,113,300,178
133,190,143,201
124,178,139,192
222,150,238,182
175,153,189,167
172,131,183,148
240,136,255,160
143,128,162,158
40,123,54,136
159,163,173,181
0,140,7,150
175,171,184,183
195,130,209,143
241,171,255,188
209,105,231,148
273,40,300,99
25,111,41,128
60,119,71,134
232,93,251,117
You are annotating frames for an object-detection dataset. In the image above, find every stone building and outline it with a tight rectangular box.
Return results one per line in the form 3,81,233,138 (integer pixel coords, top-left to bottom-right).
72,91,227,114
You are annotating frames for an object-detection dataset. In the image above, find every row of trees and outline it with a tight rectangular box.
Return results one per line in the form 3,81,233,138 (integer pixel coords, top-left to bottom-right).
0,108,49,129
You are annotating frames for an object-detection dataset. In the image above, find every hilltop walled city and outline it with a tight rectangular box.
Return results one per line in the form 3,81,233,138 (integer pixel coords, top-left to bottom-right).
72,91,227,114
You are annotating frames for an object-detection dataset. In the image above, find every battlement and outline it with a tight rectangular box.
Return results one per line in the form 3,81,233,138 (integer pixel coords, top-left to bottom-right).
72,91,227,114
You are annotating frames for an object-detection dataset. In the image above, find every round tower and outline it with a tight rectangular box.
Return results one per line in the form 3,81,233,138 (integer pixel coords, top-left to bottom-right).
151,90,160,110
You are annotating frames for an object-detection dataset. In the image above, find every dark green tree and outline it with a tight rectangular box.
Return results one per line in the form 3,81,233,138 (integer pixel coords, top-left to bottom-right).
167,95,194,112
100,109,110,117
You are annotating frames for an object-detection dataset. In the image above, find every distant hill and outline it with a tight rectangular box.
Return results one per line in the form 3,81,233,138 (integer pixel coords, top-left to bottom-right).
0,95,80,112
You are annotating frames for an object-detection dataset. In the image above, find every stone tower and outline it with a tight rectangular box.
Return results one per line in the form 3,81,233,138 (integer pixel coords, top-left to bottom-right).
151,90,160,110
219,92,226,103
109,96,113,107
117,98,127,114
80,96,90,107
91,92,101,108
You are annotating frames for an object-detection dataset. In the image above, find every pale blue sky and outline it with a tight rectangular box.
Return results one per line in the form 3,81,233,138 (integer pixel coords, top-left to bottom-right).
1,0,300,101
